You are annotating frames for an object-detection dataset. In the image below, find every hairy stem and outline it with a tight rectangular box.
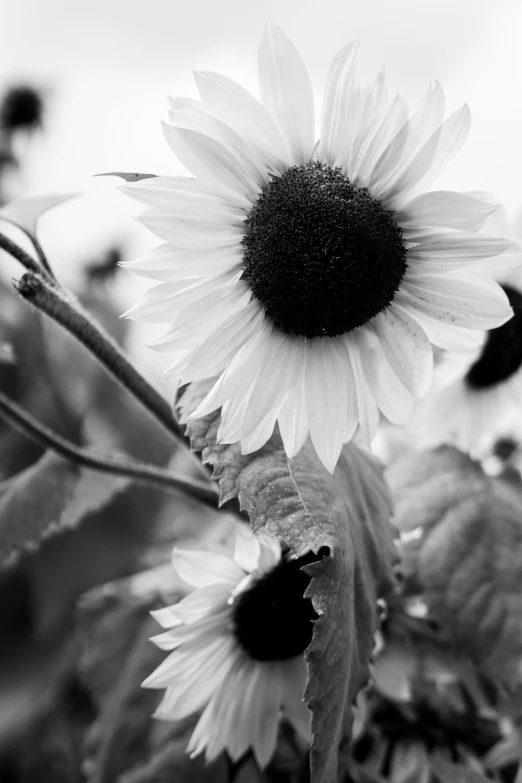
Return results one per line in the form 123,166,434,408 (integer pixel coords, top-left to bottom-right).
0,231,47,278
14,271,190,446
0,390,219,508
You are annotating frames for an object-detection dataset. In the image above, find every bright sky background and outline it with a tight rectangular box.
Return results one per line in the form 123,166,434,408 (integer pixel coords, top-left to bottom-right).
2,0,522,289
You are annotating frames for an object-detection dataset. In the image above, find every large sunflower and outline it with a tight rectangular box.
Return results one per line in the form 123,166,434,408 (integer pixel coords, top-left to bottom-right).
123,24,515,472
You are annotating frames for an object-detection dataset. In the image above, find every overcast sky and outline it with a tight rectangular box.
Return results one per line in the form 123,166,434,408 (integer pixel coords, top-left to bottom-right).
2,0,522,283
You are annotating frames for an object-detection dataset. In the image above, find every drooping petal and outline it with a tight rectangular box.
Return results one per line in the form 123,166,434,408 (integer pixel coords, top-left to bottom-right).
304,338,356,473
277,365,310,459
344,338,380,444
350,325,414,425
372,304,433,397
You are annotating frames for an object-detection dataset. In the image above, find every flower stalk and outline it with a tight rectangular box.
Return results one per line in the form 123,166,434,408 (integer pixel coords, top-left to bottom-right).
0,388,219,507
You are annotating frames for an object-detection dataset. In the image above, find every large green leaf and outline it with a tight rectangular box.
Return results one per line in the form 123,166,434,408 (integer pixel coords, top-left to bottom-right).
178,381,397,783
0,451,128,569
388,446,522,686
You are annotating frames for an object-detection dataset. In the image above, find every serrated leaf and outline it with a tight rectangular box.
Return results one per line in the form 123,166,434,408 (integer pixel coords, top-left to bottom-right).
0,192,81,237
178,380,397,783
388,446,522,686
94,173,158,182
0,451,129,569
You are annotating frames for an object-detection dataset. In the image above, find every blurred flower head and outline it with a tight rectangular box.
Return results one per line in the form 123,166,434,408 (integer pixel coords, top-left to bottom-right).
124,24,516,472
0,86,44,133
143,526,314,767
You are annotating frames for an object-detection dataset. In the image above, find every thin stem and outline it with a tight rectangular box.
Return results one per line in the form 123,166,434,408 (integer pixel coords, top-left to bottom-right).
0,231,45,278
14,271,189,445
24,230,54,279
0,389,219,508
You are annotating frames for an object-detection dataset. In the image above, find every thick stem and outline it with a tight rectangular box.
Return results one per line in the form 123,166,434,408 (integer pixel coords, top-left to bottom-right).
0,390,219,508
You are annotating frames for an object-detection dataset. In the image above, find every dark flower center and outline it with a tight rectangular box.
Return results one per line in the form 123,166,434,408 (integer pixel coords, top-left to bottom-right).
241,161,407,339
231,551,318,662
466,285,522,390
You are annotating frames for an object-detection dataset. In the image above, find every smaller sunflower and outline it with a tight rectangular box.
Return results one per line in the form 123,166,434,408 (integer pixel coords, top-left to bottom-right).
143,527,314,767
410,274,522,454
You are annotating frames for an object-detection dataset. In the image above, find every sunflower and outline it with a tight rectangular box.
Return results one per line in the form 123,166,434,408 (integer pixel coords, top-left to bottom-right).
409,271,522,454
123,24,515,472
142,527,314,767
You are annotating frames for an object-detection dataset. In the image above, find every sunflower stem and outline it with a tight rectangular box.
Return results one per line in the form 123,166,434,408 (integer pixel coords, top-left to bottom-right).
0,230,50,280
0,389,219,507
12,270,207,474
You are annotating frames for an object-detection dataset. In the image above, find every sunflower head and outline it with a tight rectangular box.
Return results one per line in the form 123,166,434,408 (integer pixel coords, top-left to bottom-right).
123,24,515,472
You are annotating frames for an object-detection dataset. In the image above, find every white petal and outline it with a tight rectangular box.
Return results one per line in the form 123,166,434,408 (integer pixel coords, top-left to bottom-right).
218,329,304,445
319,42,362,166
345,338,380,444
398,272,513,330
258,24,315,165
405,308,483,351
277,366,310,459
172,548,244,588
123,270,240,323
162,124,259,202
137,206,244,248
120,175,242,211
350,95,409,186
372,304,433,397
150,611,227,651
305,338,357,473
406,230,511,264
256,528,282,572
351,326,414,425
176,301,264,383
155,635,237,721
190,320,275,418
167,103,271,188
239,410,280,454
381,104,471,209
194,70,288,171
169,584,231,624
143,627,227,689
368,80,445,197
395,191,499,231
281,658,311,743
250,663,283,768
122,244,242,282
150,606,183,629
233,526,262,573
